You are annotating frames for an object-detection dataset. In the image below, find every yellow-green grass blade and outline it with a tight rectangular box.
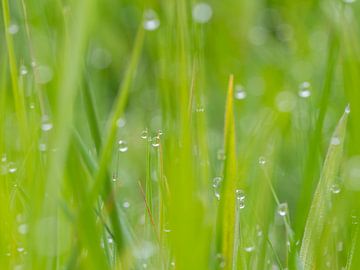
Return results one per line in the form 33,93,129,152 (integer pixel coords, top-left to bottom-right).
218,74,238,270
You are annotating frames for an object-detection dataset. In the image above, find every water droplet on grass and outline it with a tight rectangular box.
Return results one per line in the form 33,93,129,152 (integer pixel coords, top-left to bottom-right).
118,140,128,152
345,104,351,114
192,2,213,24
151,136,160,147
277,203,288,216
41,116,53,132
331,136,341,146
8,23,19,34
343,0,356,3
116,118,126,128
258,156,266,165
143,9,160,31
235,189,245,201
141,129,148,139
123,201,130,208
298,81,311,98
330,183,341,194
213,176,222,200
244,246,255,252
8,162,17,173
235,85,246,100
20,65,28,76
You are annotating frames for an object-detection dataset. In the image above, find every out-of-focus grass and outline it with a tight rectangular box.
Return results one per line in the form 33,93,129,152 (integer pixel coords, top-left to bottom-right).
1,0,360,269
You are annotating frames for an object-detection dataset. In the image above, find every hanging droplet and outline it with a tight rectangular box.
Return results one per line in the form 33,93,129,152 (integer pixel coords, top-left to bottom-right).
151,136,160,147
8,162,17,174
330,183,341,194
118,140,128,152
234,85,247,100
258,156,266,166
143,9,160,31
345,104,351,114
123,201,130,208
298,81,311,98
213,176,222,200
277,203,288,217
141,129,148,139
235,189,245,201
41,116,53,132
20,65,28,76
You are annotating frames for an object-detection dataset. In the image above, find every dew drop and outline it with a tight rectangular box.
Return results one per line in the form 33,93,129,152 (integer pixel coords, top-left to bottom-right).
192,2,213,24
298,81,311,98
277,203,288,217
20,65,28,76
41,116,53,132
151,136,160,147
8,162,17,174
258,156,266,166
234,85,247,100
118,140,128,152
345,104,351,114
330,136,341,146
170,261,175,267
17,247,25,253
8,23,19,35
143,9,160,31
1,154,7,163
235,189,245,201
116,118,126,128
330,183,341,194
213,176,222,200
108,238,114,244
343,0,356,3
141,129,148,139
123,201,130,208
244,246,255,252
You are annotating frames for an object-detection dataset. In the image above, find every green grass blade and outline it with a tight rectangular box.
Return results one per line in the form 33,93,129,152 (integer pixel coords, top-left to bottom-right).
300,112,348,269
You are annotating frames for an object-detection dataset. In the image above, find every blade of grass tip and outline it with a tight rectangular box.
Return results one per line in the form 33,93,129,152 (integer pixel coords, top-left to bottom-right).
90,22,144,199
300,112,348,269
218,74,238,270
1,0,28,144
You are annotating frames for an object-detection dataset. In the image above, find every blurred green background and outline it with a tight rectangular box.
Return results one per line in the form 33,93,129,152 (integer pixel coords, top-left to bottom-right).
1,0,360,269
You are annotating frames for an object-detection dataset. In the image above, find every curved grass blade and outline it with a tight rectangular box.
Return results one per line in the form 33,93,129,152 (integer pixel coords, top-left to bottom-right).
300,112,348,269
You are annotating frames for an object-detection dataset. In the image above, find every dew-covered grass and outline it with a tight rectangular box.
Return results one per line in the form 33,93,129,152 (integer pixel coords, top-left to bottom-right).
1,0,360,269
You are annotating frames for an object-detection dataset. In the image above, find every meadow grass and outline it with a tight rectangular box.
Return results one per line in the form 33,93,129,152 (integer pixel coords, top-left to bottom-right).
1,0,360,269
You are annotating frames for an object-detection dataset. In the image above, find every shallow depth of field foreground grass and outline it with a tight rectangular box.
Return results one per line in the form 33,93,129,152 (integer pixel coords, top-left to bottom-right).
1,0,360,269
